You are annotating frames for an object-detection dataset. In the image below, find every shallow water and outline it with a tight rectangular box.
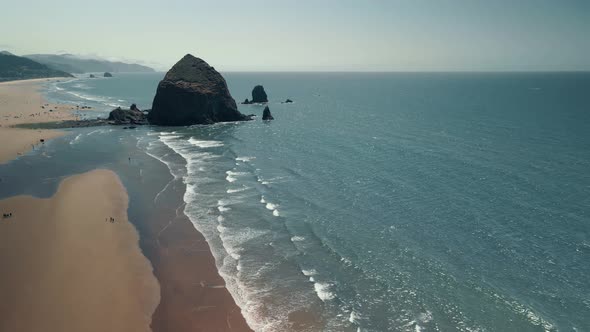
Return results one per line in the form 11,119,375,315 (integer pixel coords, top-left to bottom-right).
2,72,589,331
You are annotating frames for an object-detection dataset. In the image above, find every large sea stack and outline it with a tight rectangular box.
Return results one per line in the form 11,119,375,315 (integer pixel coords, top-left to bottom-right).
251,85,268,103
148,54,248,125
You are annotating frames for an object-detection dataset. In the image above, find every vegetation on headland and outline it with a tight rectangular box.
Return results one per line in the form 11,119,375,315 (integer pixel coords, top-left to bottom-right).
24,54,155,74
0,52,73,82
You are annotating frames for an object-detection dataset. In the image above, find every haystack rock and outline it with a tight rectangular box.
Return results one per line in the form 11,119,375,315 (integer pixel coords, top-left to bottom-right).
262,106,274,120
148,54,248,126
251,85,268,103
104,72,113,77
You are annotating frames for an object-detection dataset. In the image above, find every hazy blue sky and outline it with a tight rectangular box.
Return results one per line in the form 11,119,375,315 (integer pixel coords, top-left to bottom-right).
1,0,589,71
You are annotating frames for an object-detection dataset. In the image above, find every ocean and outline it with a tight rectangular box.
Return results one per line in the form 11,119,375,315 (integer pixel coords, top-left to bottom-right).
1,72,589,331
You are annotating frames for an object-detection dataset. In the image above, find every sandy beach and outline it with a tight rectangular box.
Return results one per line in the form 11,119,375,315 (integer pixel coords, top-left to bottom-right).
0,78,253,331
144,206,253,332
0,169,160,332
0,78,78,163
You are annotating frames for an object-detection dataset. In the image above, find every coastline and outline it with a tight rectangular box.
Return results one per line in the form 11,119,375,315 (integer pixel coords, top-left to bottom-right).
140,200,253,332
0,78,77,163
0,169,160,331
0,77,254,331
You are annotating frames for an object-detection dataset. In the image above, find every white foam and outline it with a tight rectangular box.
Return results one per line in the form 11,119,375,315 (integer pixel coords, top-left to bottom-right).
69,133,82,145
188,137,223,148
313,282,335,301
349,310,361,323
226,170,247,183
265,202,277,210
218,205,230,212
291,236,305,242
227,186,249,193
302,269,317,276
272,209,280,217
260,196,266,204
236,156,256,162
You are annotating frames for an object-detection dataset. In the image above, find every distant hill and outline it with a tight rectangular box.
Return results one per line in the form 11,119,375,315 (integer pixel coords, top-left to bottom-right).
0,53,73,82
24,54,155,73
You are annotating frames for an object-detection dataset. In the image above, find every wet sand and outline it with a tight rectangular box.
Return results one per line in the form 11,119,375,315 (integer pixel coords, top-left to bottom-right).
0,78,77,163
141,203,253,332
0,169,160,332
0,78,254,331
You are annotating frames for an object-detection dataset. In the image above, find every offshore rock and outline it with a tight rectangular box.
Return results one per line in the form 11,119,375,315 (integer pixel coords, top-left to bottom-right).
104,72,113,77
251,85,268,103
108,104,147,125
148,54,248,126
262,106,274,120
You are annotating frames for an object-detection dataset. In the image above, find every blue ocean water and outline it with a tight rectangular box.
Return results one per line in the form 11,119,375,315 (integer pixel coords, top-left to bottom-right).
18,72,590,331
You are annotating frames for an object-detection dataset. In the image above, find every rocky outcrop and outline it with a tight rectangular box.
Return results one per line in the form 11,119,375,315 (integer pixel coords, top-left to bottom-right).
104,72,113,77
108,104,147,125
262,106,274,120
251,85,268,103
148,54,248,126
283,99,293,103
89,74,96,78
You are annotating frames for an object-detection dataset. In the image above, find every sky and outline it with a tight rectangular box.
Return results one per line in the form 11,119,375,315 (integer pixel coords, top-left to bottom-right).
1,0,589,71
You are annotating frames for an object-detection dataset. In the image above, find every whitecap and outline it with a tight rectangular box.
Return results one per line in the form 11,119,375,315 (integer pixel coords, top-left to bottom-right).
69,133,82,145
188,137,223,148
302,269,317,276
349,310,361,323
272,209,280,217
291,236,305,242
236,156,256,162
314,282,335,301
227,186,249,194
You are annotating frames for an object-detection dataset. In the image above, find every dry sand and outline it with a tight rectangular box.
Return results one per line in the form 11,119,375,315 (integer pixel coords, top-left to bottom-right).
0,78,79,163
0,169,160,332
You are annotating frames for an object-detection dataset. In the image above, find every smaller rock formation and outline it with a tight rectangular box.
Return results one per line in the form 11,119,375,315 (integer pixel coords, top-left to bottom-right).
262,106,274,120
89,74,96,78
251,85,268,103
283,99,293,103
104,72,113,77
242,98,250,104
108,104,147,125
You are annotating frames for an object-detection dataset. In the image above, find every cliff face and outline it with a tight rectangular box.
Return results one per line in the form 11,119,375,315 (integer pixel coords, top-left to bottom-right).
148,54,248,126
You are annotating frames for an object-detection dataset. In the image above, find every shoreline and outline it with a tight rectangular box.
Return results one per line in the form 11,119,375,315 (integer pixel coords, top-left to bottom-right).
140,199,253,332
0,169,160,331
1,77,254,331
0,77,78,163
